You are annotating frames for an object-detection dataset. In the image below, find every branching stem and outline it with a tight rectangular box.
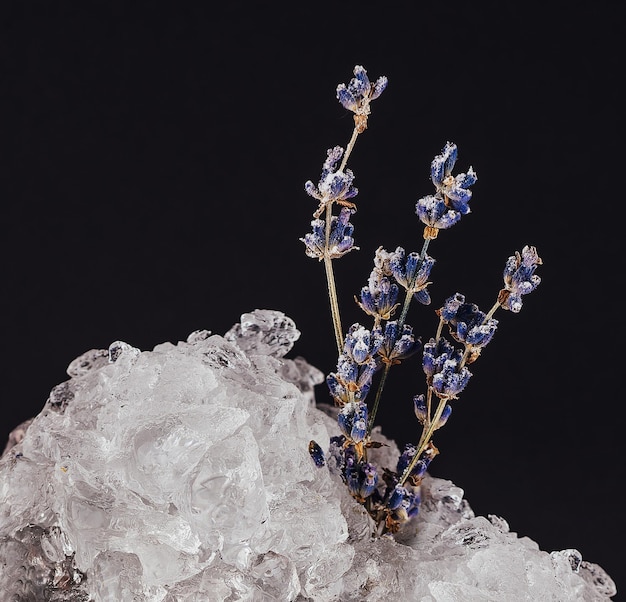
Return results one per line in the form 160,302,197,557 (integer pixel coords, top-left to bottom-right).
366,237,432,435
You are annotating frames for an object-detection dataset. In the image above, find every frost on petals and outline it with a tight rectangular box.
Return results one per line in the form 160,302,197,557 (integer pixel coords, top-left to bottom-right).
499,245,542,312
336,65,388,132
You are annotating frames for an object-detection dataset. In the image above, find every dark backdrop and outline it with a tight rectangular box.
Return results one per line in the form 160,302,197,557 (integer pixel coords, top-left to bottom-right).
1,1,622,594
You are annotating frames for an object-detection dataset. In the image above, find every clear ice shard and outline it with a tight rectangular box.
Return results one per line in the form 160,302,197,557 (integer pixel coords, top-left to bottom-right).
0,309,616,601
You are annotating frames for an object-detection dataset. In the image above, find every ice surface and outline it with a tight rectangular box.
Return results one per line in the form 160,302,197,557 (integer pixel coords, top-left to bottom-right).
0,309,616,601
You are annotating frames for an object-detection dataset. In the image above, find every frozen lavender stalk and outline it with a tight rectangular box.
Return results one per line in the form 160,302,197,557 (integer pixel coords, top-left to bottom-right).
303,66,554,543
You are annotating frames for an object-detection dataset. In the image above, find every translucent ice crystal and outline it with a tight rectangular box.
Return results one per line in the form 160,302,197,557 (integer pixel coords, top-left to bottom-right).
0,310,616,601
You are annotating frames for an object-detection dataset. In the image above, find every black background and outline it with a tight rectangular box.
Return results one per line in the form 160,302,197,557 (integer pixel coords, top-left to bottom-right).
1,1,623,595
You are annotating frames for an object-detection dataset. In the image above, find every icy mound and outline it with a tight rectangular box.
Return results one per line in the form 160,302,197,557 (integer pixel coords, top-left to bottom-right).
0,310,616,601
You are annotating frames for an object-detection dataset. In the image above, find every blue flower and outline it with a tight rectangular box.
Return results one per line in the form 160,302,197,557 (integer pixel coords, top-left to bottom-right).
422,337,472,399
378,321,419,365
308,440,325,467
439,293,498,351
327,354,378,404
416,195,463,233
416,142,477,238
343,445,379,501
305,146,359,218
413,394,451,429
301,207,359,261
395,441,438,486
432,359,472,399
389,247,435,305
343,323,384,364
336,65,388,132
430,141,477,211
357,275,400,322
386,484,421,528
499,245,542,313
338,401,368,443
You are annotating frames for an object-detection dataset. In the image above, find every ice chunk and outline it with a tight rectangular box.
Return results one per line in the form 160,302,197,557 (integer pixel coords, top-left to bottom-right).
0,310,616,601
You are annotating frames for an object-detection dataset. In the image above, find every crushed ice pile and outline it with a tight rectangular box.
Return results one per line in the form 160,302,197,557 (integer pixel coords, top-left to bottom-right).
0,310,616,601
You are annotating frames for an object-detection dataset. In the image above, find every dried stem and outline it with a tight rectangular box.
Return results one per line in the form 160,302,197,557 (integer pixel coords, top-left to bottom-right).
323,124,362,356
366,237,432,435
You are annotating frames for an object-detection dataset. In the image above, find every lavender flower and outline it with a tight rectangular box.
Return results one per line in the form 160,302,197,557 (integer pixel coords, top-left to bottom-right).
378,321,419,365
388,247,435,304
305,146,359,218
395,442,438,486
416,142,477,239
422,337,472,399
385,484,421,529
439,293,498,351
499,245,542,313
430,141,477,210
344,323,384,364
308,440,325,467
343,445,379,501
336,65,388,132
413,394,451,429
356,247,401,321
327,354,378,404
338,401,368,443
357,276,399,322
301,207,358,260
415,195,463,233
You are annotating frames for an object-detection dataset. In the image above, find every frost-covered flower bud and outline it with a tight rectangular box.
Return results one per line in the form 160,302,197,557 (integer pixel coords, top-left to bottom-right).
439,294,498,350
423,337,472,399
396,442,438,486
388,247,435,305
327,354,378,405
305,146,359,218
336,65,387,132
300,207,359,261
431,358,472,399
344,455,379,501
338,401,368,443
416,195,462,235
499,245,542,313
422,337,459,378
416,142,477,238
378,321,419,365
357,275,400,321
344,323,384,365
327,207,358,258
429,141,477,211
413,394,452,429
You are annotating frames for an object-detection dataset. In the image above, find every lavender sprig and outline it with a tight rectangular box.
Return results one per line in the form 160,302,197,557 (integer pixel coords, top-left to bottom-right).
305,65,542,537
301,66,387,354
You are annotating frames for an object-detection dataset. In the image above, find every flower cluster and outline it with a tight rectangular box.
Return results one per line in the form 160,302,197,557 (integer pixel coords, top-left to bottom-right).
416,141,478,240
336,65,388,132
304,66,542,537
499,245,543,313
301,207,358,261
305,146,358,219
